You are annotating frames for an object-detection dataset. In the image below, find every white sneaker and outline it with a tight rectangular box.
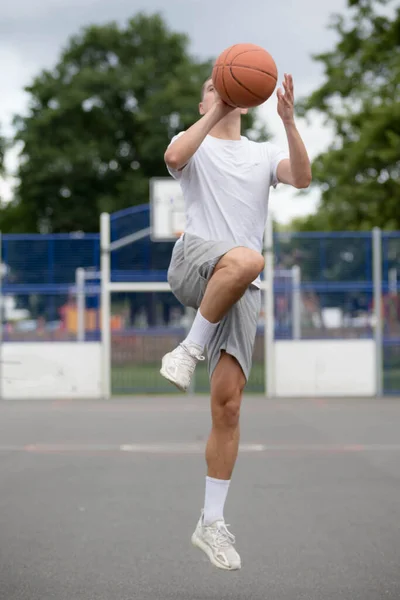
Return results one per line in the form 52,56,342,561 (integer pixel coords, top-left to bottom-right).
191,510,241,571
160,342,204,392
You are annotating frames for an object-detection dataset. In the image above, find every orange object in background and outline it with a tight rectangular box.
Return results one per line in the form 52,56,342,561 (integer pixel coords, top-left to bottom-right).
61,305,123,333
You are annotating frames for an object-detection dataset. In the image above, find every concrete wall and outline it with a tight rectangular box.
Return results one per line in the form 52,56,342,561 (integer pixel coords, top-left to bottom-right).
1,343,101,399
275,340,376,397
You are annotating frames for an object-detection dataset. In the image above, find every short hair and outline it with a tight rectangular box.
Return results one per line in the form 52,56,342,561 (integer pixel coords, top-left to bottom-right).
201,76,213,100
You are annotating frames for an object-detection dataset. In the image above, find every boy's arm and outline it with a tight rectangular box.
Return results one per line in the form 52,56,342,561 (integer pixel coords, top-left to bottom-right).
165,101,235,171
276,74,312,189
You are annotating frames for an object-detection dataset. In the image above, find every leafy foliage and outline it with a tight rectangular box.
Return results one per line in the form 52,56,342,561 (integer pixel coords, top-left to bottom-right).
3,13,265,233
295,0,400,231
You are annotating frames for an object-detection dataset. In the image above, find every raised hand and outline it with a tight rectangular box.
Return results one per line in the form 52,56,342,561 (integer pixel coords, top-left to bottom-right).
277,74,295,125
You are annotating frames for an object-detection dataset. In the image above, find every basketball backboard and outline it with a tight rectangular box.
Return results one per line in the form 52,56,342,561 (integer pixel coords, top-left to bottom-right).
149,177,185,242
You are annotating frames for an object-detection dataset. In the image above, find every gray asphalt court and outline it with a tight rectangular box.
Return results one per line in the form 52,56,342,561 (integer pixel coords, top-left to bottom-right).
0,394,400,600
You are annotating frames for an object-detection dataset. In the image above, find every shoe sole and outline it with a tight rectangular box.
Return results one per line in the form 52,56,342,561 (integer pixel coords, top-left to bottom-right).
191,532,241,571
159,356,187,393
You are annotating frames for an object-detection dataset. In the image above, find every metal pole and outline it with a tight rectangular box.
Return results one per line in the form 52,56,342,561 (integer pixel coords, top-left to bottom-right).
100,213,111,400
388,268,397,296
109,227,151,252
264,217,275,398
292,265,301,340
76,268,85,342
372,227,383,397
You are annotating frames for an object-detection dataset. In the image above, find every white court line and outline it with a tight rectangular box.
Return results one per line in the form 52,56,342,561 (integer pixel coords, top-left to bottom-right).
119,443,400,454
0,443,400,454
119,443,266,454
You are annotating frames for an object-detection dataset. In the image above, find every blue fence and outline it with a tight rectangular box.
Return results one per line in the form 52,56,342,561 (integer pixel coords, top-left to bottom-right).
1,204,400,394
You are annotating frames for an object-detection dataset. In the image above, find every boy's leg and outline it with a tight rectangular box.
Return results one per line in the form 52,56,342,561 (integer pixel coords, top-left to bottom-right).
161,234,264,391
191,287,261,571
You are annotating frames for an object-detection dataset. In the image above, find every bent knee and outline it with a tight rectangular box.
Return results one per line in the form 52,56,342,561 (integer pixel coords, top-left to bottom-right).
211,352,246,428
211,382,244,428
223,398,241,427
218,247,265,283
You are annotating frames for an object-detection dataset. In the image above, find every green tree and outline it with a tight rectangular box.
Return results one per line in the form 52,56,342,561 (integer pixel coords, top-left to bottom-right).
5,13,265,233
0,130,12,220
295,0,400,231
0,128,6,204
0,132,5,177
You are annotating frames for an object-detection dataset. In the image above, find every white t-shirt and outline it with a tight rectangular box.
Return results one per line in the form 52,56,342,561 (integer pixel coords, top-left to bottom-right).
166,133,288,286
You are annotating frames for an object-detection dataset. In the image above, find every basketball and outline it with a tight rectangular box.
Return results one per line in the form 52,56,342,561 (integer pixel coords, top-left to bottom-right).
212,43,278,108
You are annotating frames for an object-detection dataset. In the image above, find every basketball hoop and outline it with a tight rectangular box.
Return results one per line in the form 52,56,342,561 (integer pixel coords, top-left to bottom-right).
149,177,185,242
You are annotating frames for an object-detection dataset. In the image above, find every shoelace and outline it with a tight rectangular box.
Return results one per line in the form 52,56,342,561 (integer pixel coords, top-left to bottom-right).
213,522,236,548
177,344,205,369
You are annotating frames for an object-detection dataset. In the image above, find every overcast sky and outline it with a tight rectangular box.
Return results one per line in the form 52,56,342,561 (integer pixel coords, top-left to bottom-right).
0,0,348,225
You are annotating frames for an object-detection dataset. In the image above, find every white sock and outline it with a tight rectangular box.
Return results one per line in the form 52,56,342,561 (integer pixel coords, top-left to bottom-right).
184,310,219,351
203,476,231,525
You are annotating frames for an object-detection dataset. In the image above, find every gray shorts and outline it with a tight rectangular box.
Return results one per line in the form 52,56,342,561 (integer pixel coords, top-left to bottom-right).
167,232,261,382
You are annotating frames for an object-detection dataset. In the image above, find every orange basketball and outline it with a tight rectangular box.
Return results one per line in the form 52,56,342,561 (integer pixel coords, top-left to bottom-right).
212,43,278,108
